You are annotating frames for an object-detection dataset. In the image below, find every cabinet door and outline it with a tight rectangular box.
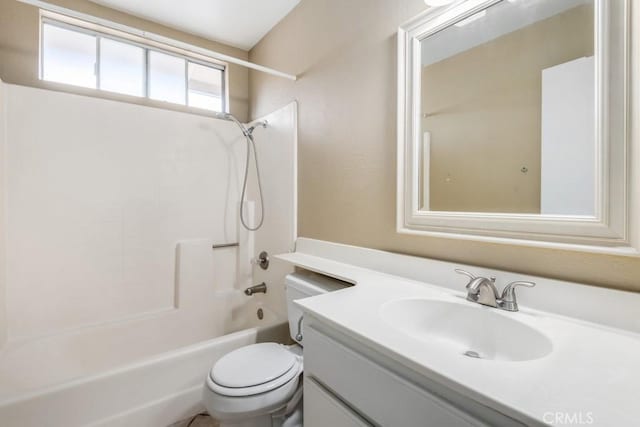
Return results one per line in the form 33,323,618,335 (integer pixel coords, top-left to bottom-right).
304,377,372,427
304,325,482,427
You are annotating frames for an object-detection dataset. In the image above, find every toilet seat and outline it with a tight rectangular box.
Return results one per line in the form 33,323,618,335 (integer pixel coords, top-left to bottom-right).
207,343,303,397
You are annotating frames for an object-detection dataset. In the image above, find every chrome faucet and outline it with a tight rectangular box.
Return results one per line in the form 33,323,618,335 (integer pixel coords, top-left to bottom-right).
455,269,535,312
244,282,267,296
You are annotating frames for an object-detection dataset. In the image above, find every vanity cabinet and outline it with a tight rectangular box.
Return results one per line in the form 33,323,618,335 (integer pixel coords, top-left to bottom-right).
304,377,370,427
303,317,529,427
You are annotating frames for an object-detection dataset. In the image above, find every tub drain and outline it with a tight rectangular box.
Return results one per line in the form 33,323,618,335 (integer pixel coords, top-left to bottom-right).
463,350,481,359
257,308,264,320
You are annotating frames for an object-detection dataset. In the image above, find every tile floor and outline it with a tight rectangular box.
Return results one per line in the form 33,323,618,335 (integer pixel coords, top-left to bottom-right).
169,413,219,427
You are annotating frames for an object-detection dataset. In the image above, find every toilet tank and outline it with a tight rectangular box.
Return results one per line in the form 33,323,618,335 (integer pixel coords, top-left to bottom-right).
285,271,350,345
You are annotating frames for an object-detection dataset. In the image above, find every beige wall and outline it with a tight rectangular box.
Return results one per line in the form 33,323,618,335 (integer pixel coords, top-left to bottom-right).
0,0,249,121
424,5,593,213
249,0,640,293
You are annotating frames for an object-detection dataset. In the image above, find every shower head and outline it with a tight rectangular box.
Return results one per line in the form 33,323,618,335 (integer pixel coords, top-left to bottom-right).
213,112,252,137
212,111,232,121
212,112,267,136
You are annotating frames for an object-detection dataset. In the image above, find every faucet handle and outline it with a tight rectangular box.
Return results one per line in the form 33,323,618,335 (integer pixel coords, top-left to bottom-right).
455,269,495,287
454,268,476,280
503,280,536,293
500,281,535,311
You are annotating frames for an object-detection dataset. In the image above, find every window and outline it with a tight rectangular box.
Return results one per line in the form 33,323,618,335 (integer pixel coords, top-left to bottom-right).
99,38,145,97
148,51,186,104
188,62,224,112
41,18,226,112
42,23,96,89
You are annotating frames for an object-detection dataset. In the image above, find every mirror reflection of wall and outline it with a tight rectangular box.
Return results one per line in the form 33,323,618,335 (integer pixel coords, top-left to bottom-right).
419,0,594,215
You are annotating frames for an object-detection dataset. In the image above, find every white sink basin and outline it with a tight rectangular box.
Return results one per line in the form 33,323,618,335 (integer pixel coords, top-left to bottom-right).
380,298,553,362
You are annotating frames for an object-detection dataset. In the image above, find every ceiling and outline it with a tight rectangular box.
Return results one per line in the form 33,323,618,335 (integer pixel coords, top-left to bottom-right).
88,0,301,51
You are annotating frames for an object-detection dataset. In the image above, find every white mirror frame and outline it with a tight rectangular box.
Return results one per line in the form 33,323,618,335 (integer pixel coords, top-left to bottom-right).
397,0,639,255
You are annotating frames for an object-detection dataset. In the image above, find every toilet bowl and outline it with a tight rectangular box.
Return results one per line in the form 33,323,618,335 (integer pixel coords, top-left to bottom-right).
203,343,303,427
202,272,347,427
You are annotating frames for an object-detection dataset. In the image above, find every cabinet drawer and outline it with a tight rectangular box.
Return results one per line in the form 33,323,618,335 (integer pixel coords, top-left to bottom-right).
304,324,482,427
305,377,372,427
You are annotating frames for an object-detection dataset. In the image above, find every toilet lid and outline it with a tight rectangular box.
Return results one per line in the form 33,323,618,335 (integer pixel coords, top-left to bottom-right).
211,343,297,388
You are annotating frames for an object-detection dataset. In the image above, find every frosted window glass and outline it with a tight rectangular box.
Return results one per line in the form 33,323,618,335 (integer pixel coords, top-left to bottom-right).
188,62,223,112
99,38,145,97
188,92,223,112
149,51,186,104
41,20,227,109
42,24,97,89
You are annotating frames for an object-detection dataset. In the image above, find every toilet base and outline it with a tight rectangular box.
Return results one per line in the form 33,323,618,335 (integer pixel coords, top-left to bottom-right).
216,399,302,427
204,374,303,427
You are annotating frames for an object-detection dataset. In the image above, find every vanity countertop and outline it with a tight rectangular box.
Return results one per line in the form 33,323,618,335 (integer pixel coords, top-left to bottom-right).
277,250,640,426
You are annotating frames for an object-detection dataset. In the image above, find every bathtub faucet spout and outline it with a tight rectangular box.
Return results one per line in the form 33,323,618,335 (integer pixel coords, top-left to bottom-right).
244,283,267,296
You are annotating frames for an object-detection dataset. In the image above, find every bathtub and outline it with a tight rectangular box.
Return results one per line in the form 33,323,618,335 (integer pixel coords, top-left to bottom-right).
0,300,288,427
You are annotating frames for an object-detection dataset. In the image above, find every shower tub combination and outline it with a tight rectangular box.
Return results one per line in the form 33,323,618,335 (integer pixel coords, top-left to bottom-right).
0,299,287,427
0,85,297,427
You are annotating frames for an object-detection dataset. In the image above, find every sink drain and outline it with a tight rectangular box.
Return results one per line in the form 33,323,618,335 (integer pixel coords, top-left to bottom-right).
463,350,482,359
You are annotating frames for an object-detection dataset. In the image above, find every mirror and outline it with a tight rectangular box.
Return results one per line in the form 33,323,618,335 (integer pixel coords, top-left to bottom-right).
398,0,637,252
420,0,594,215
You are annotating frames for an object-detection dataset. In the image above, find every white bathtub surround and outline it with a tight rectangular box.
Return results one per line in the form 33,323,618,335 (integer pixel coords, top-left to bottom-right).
0,86,298,426
276,238,640,425
249,102,298,320
4,85,247,340
0,236,284,423
0,79,6,349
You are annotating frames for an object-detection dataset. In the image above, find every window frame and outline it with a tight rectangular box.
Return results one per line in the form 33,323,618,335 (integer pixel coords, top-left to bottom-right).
39,14,228,113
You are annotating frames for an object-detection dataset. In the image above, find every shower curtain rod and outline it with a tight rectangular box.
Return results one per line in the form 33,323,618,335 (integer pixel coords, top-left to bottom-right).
17,0,297,81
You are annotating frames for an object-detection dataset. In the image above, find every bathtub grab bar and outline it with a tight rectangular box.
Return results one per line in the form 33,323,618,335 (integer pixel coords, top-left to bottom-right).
211,242,239,249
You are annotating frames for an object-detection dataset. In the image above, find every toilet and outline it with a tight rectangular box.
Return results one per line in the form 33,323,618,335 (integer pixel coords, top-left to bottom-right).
202,272,347,427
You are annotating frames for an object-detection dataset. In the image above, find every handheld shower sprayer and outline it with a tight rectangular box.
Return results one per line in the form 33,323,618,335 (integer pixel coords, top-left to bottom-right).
216,112,267,231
